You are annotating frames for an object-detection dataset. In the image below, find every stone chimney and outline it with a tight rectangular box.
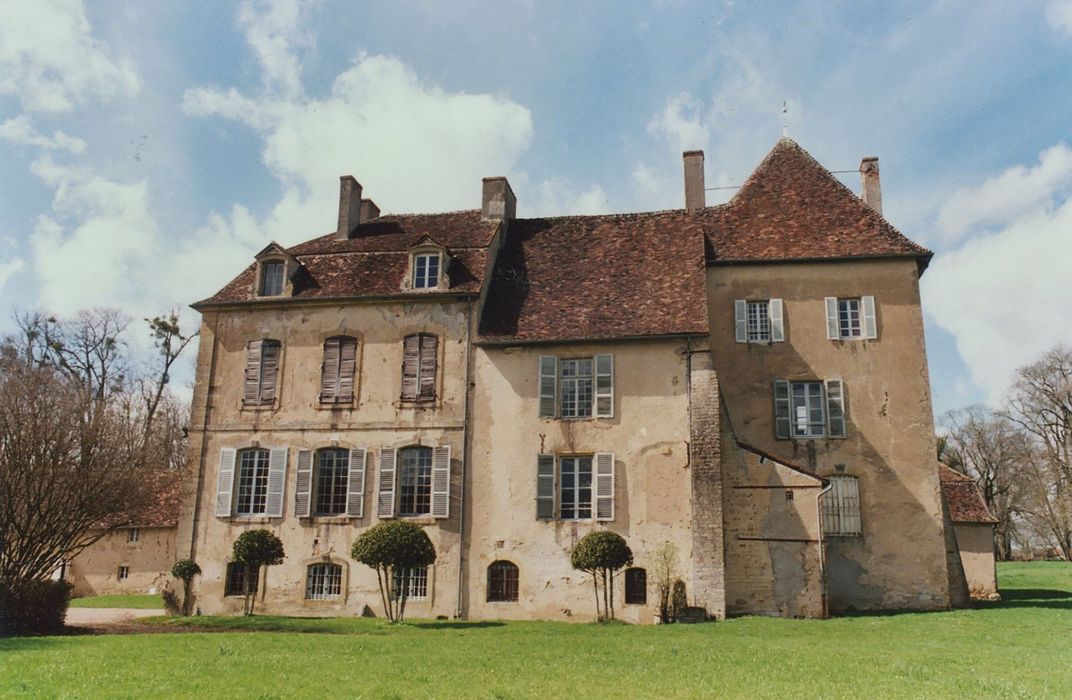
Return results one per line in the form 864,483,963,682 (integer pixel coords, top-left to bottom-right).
683,150,705,210
360,198,380,223
481,177,516,221
860,157,882,216
337,175,362,240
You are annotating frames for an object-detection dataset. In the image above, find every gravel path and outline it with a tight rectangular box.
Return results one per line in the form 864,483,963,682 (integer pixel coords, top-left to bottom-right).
65,608,162,626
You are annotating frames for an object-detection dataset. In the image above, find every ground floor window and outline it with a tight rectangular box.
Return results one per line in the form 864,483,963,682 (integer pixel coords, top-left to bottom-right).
117,565,129,581
225,562,259,597
392,566,428,599
487,561,519,602
305,563,343,600
823,475,862,536
624,567,647,604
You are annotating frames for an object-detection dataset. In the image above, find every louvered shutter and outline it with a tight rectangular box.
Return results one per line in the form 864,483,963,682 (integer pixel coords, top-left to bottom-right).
861,296,877,339
215,448,237,516
536,455,555,519
418,334,438,401
773,380,791,439
346,447,367,518
825,379,846,437
825,297,839,340
595,452,615,521
769,298,785,342
734,300,747,343
338,337,357,401
259,340,281,403
401,335,420,401
243,340,262,405
538,356,558,418
594,354,614,418
265,447,288,517
430,445,451,519
320,337,340,402
294,449,313,517
377,448,397,519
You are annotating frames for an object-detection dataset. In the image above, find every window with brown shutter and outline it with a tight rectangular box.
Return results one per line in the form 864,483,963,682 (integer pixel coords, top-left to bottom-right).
401,333,438,402
243,338,282,407
320,336,357,404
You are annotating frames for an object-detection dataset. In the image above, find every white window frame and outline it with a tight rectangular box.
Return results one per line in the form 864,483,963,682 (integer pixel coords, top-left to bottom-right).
258,260,286,296
392,566,429,599
305,562,343,600
790,381,826,438
558,455,594,520
826,296,877,340
117,565,130,580
746,300,771,342
538,354,613,419
235,448,271,516
127,528,140,543
412,252,441,289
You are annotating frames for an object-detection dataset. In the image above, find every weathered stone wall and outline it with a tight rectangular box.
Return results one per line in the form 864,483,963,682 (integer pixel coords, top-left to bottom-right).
68,527,176,597
687,350,725,618
954,524,999,599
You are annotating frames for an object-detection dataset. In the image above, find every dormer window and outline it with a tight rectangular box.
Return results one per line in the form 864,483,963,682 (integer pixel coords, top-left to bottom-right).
259,261,285,296
413,253,440,289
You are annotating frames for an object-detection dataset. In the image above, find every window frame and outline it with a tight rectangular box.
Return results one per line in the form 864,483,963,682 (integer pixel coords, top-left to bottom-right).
392,566,429,600
558,455,594,520
305,562,343,600
397,446,434,518
117,565,130,581
313,448,350,517
234,448,271,516
127,528,139,543
624,567,647,605
790,381,826,438
837,297,863,339
412,252,441,290
746,300,772,342
225,562,259,597
559,357,594,419
487,560,520,603
258,260,286,296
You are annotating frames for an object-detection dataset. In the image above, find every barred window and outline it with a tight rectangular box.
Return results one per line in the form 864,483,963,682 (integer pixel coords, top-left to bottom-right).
259,261,285,296
305,563,343,600
559,456,593,520
225,562,258,597
315,448,349,516
235,448,271,515
624,567,647,605
746,301,771,342
392,566,428,599
823,475,862,536
398,447,433,517
487,561,519,602
560,358,593,418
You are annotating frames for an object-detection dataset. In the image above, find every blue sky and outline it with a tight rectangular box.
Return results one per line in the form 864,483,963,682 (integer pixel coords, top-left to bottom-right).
1,0,1071,418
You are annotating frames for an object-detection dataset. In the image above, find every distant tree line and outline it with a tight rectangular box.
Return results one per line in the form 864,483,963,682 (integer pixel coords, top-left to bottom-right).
940,344,1072,561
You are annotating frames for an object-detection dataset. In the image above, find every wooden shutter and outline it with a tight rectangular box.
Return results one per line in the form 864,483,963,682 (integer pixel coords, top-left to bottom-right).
734,300,747,343
320,337,340,402
346,447,367,518
595,452,615,521
401,335,420,401
377,448,397,519
338,337,357,401
418,334,438,401
294,449,313,518
839,476,862,535
259,340,281,403
773,380,791,439
594,353,614,418
861,296,877,339
825,297,839,340
430,445,451,519
769,298,785,342
825,379,846,437
538,356,558,418
265,447,288,517
536,454,556,519
243,340,262,405
215,448,237,516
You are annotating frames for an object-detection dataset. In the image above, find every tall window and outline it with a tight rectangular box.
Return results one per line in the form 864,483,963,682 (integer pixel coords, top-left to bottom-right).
538,354,613,419
560,358,593,418
624,568,647,605
412,253,440,289
315,449,349,516
559,456,593,520
746,301,771,342
487,561,519,602
305,563,343,600
398,447,433,517
401,334,438,402
774,379,846,439
259,261,285,296
823,475,862,536
790,381,825,437
392,566,428,599
127,528,140,543
243,339,282,406
225,562,258,597
320,336,357,403
838,298,862,339
236,448,270,515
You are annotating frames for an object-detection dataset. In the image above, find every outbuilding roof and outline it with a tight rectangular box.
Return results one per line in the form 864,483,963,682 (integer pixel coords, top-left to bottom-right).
939,464,998,524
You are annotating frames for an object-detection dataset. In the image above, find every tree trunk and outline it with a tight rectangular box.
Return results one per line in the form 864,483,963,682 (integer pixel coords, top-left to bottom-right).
591,571,601,620
375,567,391,622
609,569,616,620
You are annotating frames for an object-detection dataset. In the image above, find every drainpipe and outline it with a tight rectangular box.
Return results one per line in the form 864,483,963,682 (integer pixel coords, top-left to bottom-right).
456,299,474,618
188,312,220,563
816,481,832,618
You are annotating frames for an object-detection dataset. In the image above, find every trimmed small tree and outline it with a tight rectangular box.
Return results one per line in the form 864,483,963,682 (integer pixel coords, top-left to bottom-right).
171,559,201,616
571,530,633,621
232,530,284,616
351,521,436,622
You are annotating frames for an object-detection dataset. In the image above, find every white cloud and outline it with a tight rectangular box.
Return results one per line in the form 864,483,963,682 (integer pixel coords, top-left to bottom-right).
525,177,610,217
0,115,86,153
1047,0,1072,37
935,143,1072,244
0,257,24,293
0,0,138,112
237,0,316,98
647,92,710,155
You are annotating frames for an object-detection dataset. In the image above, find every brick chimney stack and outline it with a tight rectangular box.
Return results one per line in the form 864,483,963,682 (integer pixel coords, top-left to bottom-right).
683,150,705,210
337,175,362,240
481,177,516,222
860,157,882,216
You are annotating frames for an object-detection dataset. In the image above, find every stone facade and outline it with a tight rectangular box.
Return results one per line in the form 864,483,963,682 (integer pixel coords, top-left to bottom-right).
68,526,176,597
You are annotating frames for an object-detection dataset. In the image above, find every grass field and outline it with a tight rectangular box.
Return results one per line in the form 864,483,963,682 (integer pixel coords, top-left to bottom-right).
1,562,1069,699
68,594,163,609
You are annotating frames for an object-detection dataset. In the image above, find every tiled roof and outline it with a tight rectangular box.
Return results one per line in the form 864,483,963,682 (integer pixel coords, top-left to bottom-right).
477,211,710,343
702,138,932,266
939,464,998,524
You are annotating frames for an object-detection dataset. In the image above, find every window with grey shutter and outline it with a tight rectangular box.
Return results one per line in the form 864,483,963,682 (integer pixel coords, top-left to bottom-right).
346,447,367,518
734,300,748,343
401,334,437,402
419,334,438,401
430,445,451,518
769,298,785,342
536,455,555,519
215,448,237,517
377,448,397,519
538,356,557,418
594,452,615,521
594,354,614,418
401,335,420,401
294,449,313,517
773,380,791,439
825,297,839,340
243,340,262,405
259,340,281,403
861,296,877,339
825,379,846,437
265,447,288,517
321,336,357,403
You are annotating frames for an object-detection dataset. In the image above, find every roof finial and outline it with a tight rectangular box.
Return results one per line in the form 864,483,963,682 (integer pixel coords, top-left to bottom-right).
781,100,789,138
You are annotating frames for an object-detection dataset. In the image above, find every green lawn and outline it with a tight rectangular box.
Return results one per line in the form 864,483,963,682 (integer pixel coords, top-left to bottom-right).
2,563,1069,699
68,594,163,609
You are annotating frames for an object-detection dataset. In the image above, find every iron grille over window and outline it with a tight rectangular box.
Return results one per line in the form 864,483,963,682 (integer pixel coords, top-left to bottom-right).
305,563,343,600
487,561,519,602
823,475,862,536
392,567,428,599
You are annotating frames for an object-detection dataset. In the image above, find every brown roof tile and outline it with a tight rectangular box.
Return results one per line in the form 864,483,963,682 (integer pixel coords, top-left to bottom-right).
478,211,710,343
939,464,998,524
